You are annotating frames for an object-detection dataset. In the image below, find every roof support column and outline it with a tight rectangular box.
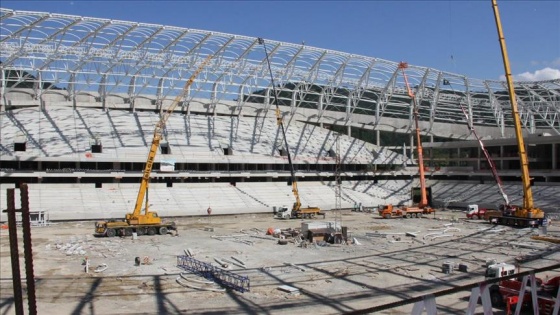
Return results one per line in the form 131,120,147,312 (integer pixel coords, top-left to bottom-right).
34,71,44,109
156,77,164,111
99,74,107,111
318,90,325,127
211,81,218,115
128,75,136,111
68,72,76,109
1,64,6,110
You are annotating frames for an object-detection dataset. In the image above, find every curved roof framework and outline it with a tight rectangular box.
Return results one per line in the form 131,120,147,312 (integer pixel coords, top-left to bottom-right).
1,8,560,136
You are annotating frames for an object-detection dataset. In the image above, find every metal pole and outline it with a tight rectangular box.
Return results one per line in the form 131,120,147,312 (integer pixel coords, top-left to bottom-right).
20,183,37,315
4,189,24,315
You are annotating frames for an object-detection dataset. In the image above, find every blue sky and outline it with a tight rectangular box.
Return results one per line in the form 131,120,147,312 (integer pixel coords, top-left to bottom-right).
2,1,559,81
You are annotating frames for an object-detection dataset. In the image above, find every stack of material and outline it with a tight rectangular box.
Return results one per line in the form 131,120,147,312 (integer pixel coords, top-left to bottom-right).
301,221,340,235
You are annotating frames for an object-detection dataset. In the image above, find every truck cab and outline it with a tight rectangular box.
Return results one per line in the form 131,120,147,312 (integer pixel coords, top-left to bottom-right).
378,204,394,218
275,206,291,219
485,262,516,279
466,204,487,219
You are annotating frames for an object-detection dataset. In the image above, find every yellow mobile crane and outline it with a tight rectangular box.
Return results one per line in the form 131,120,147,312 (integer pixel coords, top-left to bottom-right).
258,38,324,219
95,55,213,237
487,0,545,227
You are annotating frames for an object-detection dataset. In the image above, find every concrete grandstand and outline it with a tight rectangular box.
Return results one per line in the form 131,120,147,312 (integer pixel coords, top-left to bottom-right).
1,8,560,221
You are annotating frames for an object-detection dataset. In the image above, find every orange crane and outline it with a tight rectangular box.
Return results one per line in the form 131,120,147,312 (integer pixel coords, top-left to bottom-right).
488,0,545,227
379,62,435,219
95,55,213,237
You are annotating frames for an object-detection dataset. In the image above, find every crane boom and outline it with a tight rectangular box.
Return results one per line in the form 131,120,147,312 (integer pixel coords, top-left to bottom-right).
258,38,300,209
130,55,213,218
377,62,435,219
491,0,543,219
259,38,321,218
458,103,509,206
399,62,428,208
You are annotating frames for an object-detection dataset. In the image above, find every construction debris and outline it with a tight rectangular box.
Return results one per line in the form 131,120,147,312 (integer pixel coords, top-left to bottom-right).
284,262,306,272
531,235,560,244
222,258,246,269
213,257,230,269
94,263,108,273
176,276,226,292
278,285,300,295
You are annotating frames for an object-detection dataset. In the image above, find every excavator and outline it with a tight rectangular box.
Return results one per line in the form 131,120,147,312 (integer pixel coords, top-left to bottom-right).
486,0,545,227
94,55,213,237
379,62,435,219
258,38,324,219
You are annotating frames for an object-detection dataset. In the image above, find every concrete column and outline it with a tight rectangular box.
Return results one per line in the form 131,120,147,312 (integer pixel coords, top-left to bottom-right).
477,147,481,171
552,143,557,170
500,145,504,170
410,135,414,160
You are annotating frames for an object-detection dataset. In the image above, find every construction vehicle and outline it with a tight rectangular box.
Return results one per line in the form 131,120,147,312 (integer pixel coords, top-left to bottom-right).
485,0,546,228
453,89,518,221
275,206,291,219
488,273,559,315
485,262,517,280
259,38,324,220
378,204,428,219
379,62,435,219
456,98,511,208
94,55,213,237
484,260,559,314
466,204,490,220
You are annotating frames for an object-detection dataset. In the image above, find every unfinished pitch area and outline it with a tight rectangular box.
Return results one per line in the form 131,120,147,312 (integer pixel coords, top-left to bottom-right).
1,211,559,314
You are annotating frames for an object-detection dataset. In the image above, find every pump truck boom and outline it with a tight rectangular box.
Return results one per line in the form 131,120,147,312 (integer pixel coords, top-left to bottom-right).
95,55,213,237
457,101,510,208
487,0,545,227
259,38,324,219
379,62,434,219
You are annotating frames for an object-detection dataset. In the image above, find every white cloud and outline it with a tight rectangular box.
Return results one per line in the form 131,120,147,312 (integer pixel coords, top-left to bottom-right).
499,67,560,81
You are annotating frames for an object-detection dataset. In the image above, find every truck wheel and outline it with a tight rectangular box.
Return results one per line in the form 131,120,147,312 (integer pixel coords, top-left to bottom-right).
159,227,168,235
417,213,423,218
125,229,133,236
106,229,116,237
472,215,478,220
147,227,156,236
136,228,145,236
490,289,504,307
405,213,411,219
384,214,391,219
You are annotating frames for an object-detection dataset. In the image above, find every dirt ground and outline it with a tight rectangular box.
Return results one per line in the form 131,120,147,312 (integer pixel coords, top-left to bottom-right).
1,210,559,315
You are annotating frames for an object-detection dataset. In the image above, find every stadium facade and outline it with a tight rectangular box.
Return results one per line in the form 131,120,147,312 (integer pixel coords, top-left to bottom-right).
1,8,560,220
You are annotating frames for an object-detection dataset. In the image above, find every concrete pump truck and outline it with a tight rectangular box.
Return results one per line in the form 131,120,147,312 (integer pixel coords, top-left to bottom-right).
95,55,213,237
